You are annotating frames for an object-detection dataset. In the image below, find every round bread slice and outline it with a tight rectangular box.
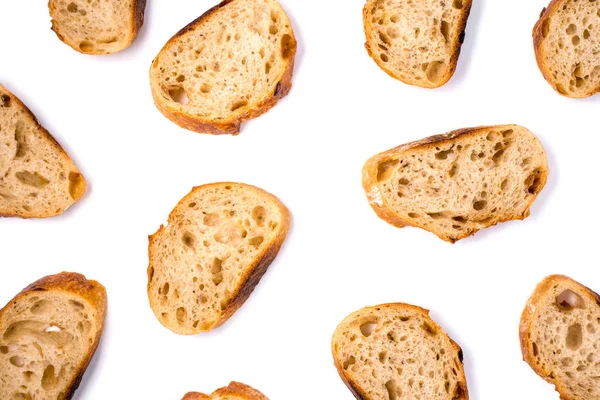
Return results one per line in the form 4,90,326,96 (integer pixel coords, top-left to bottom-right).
520,275,600,400
332,303,468,400
148,182,290,334
0,85,86,218
149,0,297,135
0,272,107,400
183,382,268,400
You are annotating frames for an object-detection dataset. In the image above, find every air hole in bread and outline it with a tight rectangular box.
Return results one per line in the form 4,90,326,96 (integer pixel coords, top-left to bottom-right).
473,200,487,211
0,346,8,354
252,206,266,226
203,213,221,227
231,100,248,111
30,300,51,315
200,84,211,94
160,282,169,296
566,24,577,35
249,236,264,247
378,351,387,363
214,221,246,243
1,94,11,107
67,2,78,12
427,212,446,220
385,379,402,400
377,159,399,182
435,149,453,160
572,35,581,45
79,41,94,52
182,232,196,248
41,365,57,389
441,20,449,42
556,289,584,311
566,323,583,350
408,212,419,218
360,320,378,337
343,356,356,370
176,307,187,325
211,258,224,286
281,34,293,59
422,322,438,335
10,356,24,367
449,163,458,177
14,121,27,158
68,172,85,200
425,61,446,82
380,53,389,62
168,86,189,105
16,171,50,189
453,0,463,8
525,170,543,194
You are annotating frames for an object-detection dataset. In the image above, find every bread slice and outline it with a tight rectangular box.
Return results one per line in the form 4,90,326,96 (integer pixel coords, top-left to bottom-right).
520,275,600,400
182,382,268,400
148,182,290,334
49,0,146,55
362,125,548,243
149,0,296,135
0,272,107,400
363,0,472,88
0,85,86,218
332,303,468,400
534,0,600,98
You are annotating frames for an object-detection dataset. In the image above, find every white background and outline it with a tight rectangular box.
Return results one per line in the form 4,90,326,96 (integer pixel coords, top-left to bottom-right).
0,0,598,399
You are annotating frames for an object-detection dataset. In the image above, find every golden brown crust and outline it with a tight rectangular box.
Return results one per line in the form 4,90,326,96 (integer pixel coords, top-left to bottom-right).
182,382,268,400
363,0,472,88
519,275,600,400
182,393,212,400
362,125,549,243
0,84,87,218
0,272,107,400
149,0,296,135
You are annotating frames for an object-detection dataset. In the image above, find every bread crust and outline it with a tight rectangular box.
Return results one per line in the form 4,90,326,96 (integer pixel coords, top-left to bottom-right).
149,0,296,135
362,125,549,243
363,0,472,88
332,303,468,400
147,182,290,334
519,275,600,400
0,84,87,218
0,272,107,400
183,382,269,400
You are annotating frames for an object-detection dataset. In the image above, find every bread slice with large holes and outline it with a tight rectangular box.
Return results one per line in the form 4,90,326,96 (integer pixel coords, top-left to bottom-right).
182,382,269,400
332,303,468,400
534,0,600,97
149,0,296,135
520,275,600,400
362,125,548,243
49,0,146,55
0,85,86,218
363,0,472,88
0,272,107,400
148,182,290,334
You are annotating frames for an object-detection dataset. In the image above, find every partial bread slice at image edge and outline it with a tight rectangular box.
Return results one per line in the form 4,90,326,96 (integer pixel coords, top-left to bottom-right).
182,382,268,400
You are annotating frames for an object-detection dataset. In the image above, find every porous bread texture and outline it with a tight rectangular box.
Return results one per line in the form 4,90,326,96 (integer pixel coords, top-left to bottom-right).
148,183,290,335
362,125,548,243
183,382,269,400
332,303,468,400
150,0,296,135
0,273,106,400
520,275,600,400
534,0,600,97
0,85,86,218
49,0,146,54
363,0,472,88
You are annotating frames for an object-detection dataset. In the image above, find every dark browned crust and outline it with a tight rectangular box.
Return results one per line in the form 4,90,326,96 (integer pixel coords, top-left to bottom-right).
147,182,291,334
0,272,107,400
332,303,469,400
149,0,297,135
362,125,549,243
520,275,600,400
131,0,147,40
363,0,473,88
0,84,87,218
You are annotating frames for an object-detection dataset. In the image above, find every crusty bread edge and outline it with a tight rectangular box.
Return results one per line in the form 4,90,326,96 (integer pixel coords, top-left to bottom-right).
147,182,291,334
361,125,549,243
149,0,297,135
519,275,600,400
0,84,87,218
182,382,268,400
48,0,146,55
331,303,469,400
0,272,107,400
362,0,472,88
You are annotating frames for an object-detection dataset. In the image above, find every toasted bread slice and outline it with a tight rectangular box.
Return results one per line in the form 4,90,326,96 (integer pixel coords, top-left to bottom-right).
332,303,468,400
49,0,146,55
183,382,268,400
0,272,107,400
0,85,86,218
148,182,290,334
534,0,600,97
149,0,296,135
520,275,600,400
362,125,548,243
363,0,472,88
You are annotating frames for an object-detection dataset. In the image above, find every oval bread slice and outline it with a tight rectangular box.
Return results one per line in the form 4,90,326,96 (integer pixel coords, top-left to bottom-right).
362,125,549,243
0,85,86,218
148,182,290,334
332,303,468,400
149,0,297,135
0,272,107,400
520,275,600,400
363,0,472,88
183,382,268,400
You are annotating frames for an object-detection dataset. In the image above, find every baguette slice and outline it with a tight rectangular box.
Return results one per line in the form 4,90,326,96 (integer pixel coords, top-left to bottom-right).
149,0,297,135
363,0,472,88
534,0,600,98
362,125,548,243
0,272,107,400
148,182,290,334
49,0,146,55
520,275,600,400
0,85,86,218
183,382,268,400
332,303,468,400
